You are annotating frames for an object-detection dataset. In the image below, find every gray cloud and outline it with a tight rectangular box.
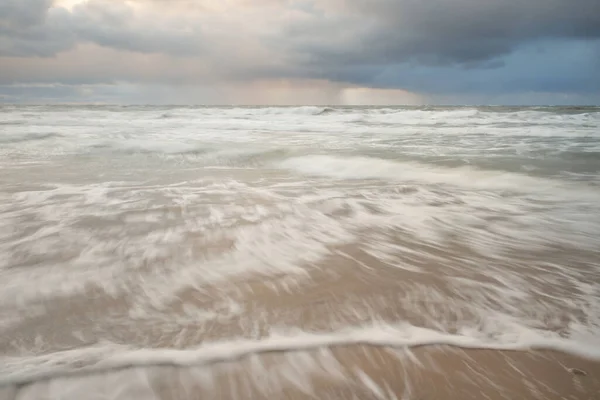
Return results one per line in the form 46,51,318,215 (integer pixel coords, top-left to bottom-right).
0,0,205,57
0,0,599,102
69,1,205,55
0,0,50,29
3,0,599,63
279,0,600,68
0,0,75,56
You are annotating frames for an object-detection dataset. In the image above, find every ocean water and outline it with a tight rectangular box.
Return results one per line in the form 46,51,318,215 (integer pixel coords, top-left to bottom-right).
1,105,600,398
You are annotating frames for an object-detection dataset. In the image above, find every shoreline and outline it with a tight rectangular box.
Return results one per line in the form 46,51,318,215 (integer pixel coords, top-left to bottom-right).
2,344,599,400
3,323,600,387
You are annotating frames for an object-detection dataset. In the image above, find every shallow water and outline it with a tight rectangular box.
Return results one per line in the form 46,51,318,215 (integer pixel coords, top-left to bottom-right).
1,105,600,397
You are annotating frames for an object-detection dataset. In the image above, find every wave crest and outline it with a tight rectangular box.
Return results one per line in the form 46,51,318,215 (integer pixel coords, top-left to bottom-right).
0,132,63,144
277,155,565,192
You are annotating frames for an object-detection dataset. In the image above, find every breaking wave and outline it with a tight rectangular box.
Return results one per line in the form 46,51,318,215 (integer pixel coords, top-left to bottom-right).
277,155,574,193
88,139,211,155
0,132,63,144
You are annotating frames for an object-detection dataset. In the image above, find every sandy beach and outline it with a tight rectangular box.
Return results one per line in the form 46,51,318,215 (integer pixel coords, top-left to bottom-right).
3,246,600,399
3,346,600,399
2,105,599,399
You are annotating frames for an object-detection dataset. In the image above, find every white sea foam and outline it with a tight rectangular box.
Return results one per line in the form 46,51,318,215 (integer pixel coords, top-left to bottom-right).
89,139,210,155
1,105,600,394
0,132,63,144
246,106,334,116
2,322,600,386
277,155,573,193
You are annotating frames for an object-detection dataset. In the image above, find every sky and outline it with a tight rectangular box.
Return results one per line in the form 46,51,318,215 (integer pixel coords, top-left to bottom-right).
1,0,599,105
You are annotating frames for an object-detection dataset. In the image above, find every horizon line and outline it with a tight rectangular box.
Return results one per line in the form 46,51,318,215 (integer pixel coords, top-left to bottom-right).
1,103,599,107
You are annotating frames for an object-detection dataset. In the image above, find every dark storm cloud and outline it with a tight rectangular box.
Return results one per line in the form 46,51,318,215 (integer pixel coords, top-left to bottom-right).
326,39,600,97
3,0,600,62
263,0,600,97
278,0,600,68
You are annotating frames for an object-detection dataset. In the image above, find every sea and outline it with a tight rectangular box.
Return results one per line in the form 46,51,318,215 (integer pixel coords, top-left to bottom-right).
1,105,600,399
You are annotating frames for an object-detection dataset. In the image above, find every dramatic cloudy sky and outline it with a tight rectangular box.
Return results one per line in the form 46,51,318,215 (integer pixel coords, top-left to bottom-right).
1,0,599,104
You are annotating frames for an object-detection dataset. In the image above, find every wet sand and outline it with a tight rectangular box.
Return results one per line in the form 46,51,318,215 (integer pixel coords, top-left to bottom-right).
2,346,599,400
3,248,599,400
